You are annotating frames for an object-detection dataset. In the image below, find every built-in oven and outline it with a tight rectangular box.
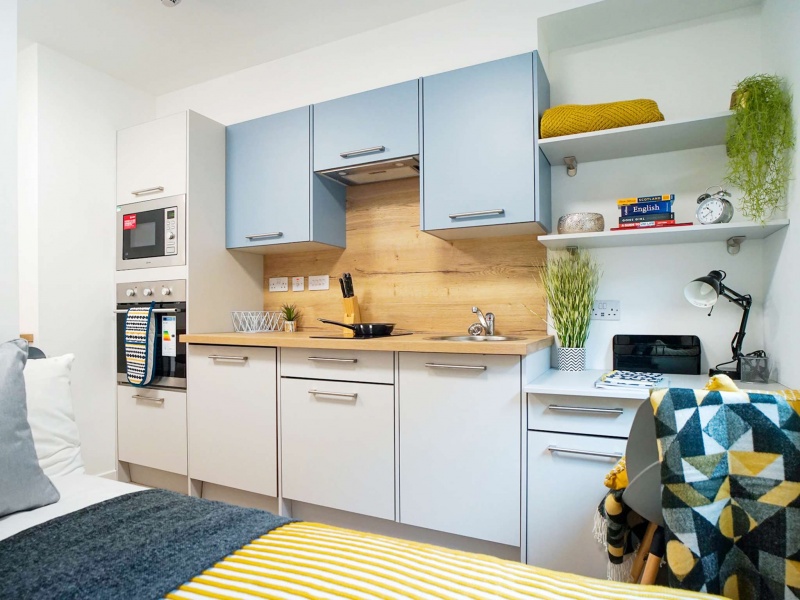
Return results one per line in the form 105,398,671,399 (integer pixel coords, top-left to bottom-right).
116,195,185,271
116,279,187,389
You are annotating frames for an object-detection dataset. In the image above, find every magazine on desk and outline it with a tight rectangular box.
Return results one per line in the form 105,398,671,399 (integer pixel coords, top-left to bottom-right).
595,370,669,389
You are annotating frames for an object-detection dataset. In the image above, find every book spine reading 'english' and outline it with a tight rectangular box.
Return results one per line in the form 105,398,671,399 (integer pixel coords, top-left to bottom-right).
617,194,675,206
619,212,675,224
619,201,674,216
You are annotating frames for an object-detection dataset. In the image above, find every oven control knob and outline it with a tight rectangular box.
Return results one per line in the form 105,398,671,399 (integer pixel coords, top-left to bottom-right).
125,289,136,297
167,232,175,240
143,288,153,297
161,287,171,296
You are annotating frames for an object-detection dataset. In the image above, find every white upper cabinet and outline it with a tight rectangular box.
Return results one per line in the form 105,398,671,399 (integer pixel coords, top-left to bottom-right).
117,112,187,205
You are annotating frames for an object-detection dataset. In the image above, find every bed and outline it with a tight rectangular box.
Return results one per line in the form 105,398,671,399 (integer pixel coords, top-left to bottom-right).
1,340,722,599
0,473,723,600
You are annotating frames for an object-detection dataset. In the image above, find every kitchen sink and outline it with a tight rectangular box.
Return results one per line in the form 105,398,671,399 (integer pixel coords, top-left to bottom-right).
426,335,525,342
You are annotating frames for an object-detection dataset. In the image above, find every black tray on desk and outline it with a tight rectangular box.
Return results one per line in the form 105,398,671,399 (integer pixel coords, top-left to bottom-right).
613,334,701,375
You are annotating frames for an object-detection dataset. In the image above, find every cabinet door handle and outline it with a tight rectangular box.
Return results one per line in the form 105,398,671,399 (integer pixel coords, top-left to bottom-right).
307,357,358,363
133,395,165,405
208,355,248,362
245,232,283,240
448,209,505,220
131,186,165,196
308,389,358,400
547,446,623,460
339,145,386,158
547,404,624,416
424,363,487,371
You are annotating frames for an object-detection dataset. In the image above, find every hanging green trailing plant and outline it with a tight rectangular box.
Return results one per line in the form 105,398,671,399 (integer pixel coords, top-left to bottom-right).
538,250,601,349
725,74,795,224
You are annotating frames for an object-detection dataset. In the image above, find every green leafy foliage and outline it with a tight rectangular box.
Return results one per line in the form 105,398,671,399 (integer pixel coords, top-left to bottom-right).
280,303,301,322
538,250,601,349
725,74,795,224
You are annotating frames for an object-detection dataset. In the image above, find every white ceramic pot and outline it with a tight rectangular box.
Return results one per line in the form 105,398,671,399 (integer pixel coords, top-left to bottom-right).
558,347,586,371
284,320,297,333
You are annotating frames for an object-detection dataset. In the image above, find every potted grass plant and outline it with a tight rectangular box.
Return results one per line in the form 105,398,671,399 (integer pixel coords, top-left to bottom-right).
539,250,601,371
281,304,301,333
726,74,795,224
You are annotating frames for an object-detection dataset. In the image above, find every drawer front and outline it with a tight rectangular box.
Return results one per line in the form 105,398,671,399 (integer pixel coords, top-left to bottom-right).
527,392,644,438
187,346,277,496
280,378,395,520
399,352,521,546
527,431,626,578
117,386,187,475
280,348,394,384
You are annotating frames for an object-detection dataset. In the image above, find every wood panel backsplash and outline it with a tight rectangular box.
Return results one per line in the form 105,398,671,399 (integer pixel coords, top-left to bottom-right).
262,178,547,334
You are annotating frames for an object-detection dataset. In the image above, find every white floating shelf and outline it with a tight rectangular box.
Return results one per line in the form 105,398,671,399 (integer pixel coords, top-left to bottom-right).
539,112,732,167
538,220,790,250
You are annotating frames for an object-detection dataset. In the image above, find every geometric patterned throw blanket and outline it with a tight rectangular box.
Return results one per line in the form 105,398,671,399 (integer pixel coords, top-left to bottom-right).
650,387,800,600
125,302,156,386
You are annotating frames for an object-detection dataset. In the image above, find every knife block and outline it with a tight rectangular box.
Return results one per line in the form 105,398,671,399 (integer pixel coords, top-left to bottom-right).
342,296,362,338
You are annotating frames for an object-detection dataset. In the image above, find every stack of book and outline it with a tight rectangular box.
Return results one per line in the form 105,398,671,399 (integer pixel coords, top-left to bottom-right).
594,370,668,390
611,194,692,231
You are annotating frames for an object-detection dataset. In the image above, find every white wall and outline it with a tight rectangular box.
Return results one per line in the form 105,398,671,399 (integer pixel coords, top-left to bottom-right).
156,0,595,124
17,46,37,340
547,7,766,371
18,44,155,475
761,0,800,387
0,0,18,341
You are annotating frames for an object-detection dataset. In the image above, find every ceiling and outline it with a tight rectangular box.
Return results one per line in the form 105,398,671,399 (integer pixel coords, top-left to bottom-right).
18,0,463,95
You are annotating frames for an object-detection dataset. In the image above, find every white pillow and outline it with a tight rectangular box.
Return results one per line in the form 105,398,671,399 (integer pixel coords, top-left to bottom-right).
23,354,85,477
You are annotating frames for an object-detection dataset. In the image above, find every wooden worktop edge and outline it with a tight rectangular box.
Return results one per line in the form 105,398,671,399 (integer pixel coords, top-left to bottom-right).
180,332,553,356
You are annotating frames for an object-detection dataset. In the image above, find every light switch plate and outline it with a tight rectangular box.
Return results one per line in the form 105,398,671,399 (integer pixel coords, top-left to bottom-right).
308,275,330,291
268,277,289,293
292,276,304,292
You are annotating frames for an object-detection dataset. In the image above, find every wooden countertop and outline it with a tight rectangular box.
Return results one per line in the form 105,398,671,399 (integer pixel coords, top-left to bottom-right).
180,331,553,356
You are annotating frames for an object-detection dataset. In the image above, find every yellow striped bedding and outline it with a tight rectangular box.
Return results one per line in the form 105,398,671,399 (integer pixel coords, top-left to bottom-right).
167,522,722,600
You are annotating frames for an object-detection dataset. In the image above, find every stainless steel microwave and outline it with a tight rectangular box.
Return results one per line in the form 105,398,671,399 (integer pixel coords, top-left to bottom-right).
116,195,185,271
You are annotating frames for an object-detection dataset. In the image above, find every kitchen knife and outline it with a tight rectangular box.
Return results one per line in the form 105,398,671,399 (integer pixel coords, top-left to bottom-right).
343,273,354,298
339,277,347,298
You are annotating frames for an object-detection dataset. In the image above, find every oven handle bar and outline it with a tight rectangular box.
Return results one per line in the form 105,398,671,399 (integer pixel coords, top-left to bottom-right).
113,308,183,314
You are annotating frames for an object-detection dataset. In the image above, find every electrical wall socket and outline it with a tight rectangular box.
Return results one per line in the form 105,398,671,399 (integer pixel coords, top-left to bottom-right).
592,300,620,321
268,277,289,292
292,276,304,292
308,275,330,291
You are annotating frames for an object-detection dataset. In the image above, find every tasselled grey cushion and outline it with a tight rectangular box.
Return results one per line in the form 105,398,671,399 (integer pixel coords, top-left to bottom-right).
0,339,60,517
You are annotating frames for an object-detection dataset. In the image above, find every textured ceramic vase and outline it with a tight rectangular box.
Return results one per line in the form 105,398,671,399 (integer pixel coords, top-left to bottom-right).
557,212,605,234
558,347,586,371
283,321,297,333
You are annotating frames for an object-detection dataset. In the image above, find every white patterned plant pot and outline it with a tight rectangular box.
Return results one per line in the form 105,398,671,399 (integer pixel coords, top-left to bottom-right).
558,347,586,371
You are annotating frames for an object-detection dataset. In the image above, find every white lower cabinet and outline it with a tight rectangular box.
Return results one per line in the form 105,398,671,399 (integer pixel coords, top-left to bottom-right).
527,430,627,579
280,377,395,520
398,352,521,546
117,386,187,475
187,346,277,497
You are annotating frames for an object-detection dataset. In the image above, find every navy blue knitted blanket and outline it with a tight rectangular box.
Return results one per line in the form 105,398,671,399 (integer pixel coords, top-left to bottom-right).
0,488,292,600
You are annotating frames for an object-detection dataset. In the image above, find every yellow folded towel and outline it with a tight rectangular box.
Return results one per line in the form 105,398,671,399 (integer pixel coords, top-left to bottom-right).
541,98,665,138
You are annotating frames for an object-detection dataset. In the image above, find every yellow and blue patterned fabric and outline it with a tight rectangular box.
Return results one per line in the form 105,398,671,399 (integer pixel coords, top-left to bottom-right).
650,386,800,599
125,302,156,387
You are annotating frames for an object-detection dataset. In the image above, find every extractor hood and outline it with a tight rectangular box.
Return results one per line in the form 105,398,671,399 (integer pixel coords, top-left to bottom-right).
317,156,419,186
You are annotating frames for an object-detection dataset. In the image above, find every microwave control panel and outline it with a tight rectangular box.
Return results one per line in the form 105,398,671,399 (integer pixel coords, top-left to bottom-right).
165,207,178,255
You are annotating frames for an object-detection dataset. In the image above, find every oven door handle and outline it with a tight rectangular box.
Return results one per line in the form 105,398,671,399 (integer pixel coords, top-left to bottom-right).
113,308,183,314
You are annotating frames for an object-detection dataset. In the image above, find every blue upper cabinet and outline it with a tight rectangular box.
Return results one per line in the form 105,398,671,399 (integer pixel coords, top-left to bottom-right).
227,107,345,251
421,52,551,238
313,80,420,172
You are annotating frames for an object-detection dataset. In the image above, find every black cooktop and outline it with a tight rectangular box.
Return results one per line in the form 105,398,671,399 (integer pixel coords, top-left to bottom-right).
309,332,414,339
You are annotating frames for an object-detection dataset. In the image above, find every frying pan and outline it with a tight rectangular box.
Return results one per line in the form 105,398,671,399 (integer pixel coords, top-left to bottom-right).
318,318,395,338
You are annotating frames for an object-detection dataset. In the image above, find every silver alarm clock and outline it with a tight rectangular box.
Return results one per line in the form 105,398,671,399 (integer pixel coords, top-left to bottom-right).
696,186,734,225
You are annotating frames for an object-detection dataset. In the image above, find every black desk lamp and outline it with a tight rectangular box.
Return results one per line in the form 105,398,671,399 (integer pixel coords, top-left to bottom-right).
684,270,752,379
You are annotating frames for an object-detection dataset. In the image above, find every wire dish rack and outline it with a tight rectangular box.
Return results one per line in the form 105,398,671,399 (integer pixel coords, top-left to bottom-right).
231,311,285,333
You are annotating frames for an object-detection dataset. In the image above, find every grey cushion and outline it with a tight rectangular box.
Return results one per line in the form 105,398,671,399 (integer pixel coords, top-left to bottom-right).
0,339,60,517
